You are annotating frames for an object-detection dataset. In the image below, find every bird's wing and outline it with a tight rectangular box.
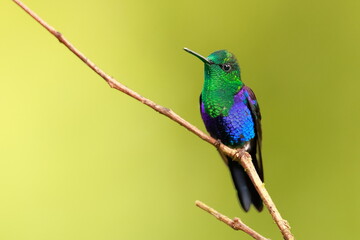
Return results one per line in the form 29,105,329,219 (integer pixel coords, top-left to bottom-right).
243,86,264,181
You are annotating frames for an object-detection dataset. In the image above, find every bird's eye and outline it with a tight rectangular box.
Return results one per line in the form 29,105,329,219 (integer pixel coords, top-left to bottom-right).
221,64,232,72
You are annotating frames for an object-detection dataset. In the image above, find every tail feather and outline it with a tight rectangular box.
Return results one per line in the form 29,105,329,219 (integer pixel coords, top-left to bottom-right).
228,158,263,212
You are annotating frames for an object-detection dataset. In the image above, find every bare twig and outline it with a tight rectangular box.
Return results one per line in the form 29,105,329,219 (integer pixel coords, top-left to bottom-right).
12,1,295,239
195,201,269,240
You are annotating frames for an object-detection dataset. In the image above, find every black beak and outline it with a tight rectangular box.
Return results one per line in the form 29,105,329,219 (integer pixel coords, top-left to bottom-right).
184,48,212,64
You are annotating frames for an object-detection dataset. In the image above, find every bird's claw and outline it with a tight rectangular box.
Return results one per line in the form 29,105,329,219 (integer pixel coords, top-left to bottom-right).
233,148,246,162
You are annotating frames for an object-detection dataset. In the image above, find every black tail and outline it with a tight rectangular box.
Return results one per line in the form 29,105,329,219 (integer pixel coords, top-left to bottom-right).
228,158,263,212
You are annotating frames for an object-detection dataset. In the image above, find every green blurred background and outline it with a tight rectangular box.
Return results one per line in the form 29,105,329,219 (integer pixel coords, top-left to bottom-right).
1,0,359,239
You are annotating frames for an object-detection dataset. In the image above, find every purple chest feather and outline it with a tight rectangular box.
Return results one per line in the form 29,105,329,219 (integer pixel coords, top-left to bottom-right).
200,87,256,147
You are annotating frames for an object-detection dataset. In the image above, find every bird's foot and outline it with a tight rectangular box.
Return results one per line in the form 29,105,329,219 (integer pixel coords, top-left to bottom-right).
232,148,246,163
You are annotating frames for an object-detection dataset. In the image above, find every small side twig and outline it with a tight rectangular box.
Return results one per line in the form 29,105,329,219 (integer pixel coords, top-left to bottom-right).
196,201,269,240
12,1,295,240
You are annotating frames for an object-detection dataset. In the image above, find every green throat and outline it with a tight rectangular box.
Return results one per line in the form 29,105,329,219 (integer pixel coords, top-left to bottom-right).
202,64,243,118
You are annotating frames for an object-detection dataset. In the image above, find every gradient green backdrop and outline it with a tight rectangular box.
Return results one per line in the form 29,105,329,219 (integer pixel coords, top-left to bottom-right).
1,0,359,239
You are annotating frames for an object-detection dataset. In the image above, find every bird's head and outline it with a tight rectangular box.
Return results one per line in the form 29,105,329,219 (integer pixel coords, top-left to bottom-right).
184,48,243,117
184,48,242,83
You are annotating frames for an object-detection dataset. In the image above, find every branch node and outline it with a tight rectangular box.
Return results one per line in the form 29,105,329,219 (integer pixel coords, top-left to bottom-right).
283,219,291,229
214,139,222,149
232,217,242,230
55,31,63,42
108,82,115,88
162,107,171,113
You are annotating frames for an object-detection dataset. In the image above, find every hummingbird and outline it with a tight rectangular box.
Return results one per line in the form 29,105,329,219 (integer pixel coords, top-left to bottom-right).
184,48,264,212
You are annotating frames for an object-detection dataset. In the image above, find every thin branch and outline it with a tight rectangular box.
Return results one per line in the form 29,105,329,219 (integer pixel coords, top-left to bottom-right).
12,1,295,240
240,152,293,239
195,201,269,240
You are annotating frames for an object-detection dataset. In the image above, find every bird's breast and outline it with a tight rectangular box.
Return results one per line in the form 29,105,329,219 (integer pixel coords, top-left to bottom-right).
200,90,255,147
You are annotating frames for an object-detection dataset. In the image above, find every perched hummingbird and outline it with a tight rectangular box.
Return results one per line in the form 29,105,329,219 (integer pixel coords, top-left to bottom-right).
184,48,264,212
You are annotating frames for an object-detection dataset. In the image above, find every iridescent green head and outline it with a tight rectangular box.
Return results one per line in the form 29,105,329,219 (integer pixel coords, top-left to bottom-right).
184,48,243,117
